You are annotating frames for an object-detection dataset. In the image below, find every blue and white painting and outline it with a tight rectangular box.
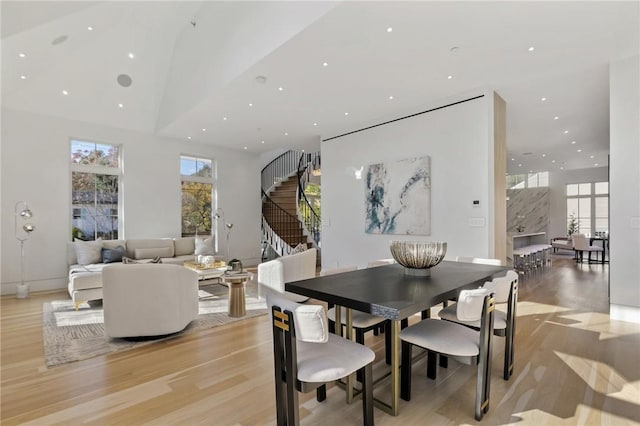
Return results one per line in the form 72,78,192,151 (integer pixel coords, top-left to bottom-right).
365,156,431,235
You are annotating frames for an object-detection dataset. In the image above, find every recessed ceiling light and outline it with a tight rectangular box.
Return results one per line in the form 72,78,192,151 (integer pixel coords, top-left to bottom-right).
62,90,69,95
554,116,559,120
447,75,453,80
528,46,535,52
386,27,393,32
571,140,577,144
560,166,564,170
202,128,206,132
244,146,248,150
518,164,522,167
541,97,547,101
344,112,349,116
261,140,265,144
187,136,192,140
128,52,135,59
590,155,595,159
511,158,515,161
284,132,288,136
223,117,228,121
20,75,27,80
117,74,133,87
18,53,26,58
118,103,123,108
313,122,318,126
322,62,328,67
542,153,546,157
389,95,394,100
87,26,93,31
564,130,569,134
248,103,253,107
577,149,582,152
278,87,284,92
594,163,599,166
552,160,556,163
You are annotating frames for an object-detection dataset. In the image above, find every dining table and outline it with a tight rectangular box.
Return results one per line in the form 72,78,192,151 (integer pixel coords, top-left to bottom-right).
285,260,508,416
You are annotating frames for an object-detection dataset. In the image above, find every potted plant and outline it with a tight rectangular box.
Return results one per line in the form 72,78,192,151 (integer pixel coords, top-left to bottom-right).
567,212,579,236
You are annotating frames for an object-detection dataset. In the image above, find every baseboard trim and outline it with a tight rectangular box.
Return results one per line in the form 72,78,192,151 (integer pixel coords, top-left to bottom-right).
610,304,640,324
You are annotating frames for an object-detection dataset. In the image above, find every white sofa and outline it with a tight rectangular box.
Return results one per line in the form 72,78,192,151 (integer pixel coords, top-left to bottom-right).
102,263,199,338
67,237,201,308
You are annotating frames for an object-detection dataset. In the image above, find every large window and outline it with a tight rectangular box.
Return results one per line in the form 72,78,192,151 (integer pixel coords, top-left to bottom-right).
566,182,608,236
70,140,121,240
181,155,214,236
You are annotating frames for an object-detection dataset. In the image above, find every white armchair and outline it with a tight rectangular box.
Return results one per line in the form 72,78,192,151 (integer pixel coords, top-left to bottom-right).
258,248,317,302
102,263,199,338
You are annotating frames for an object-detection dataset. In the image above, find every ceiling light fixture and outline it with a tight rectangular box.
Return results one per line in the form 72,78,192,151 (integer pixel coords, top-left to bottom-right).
62,90,68,95
202,128,206,132
554,116,559,120
577,149,582,152
128,52,135,59
20,75,26,80
278,87,284,91
248,103,253,107
323,62,328,67
590,155,595,159
552,160,556,163
223,117,228,121
571,140,577,144
560,167,564,170
261,140,265,144
447,75,453,80
387,27,393,32
19,53,26,58
511,158,515,161
542,153,546,157
313,123,318,126
564,130,569,134
528,46,535,52
518,164,522,167
118,103,123,108
594,163,599,166
284,132,288,136
244,147,248,150
389,95,394,100
187,136,192,140
344,112,349,116
87,26,93,31
541,97,547,101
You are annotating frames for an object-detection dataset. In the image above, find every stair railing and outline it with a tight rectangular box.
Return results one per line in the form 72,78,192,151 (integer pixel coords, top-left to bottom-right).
262,150,306,195
297,152,321,247
261,190,300,256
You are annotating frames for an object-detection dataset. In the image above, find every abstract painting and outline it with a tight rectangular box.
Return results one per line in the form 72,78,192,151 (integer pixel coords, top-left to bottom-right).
365,156,431,235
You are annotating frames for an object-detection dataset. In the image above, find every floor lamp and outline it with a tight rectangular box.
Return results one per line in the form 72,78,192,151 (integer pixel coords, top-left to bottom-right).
15,201,35,299
214,208,233,261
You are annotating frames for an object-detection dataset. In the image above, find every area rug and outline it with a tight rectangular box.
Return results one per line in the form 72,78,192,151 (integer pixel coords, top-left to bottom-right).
42,282,267,368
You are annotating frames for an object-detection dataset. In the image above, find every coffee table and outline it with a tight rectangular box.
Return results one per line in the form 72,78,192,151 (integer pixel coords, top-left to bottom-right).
183,261,227,283
222,272,252,317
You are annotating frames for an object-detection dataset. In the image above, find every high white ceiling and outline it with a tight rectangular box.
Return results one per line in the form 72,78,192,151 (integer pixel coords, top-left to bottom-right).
2,1,638,174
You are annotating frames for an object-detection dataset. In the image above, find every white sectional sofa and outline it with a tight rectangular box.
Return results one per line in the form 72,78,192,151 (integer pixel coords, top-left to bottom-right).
67,237,202,308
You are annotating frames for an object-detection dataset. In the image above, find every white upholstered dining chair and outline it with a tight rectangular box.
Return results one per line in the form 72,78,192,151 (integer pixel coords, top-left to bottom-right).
400,289,496,421
571,233,604,263
268,293,375,426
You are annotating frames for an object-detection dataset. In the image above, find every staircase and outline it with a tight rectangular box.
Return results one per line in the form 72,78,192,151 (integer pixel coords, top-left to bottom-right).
261,150,320,258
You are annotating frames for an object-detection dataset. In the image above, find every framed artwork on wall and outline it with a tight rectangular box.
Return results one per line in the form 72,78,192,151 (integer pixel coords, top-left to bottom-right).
364,155,431,235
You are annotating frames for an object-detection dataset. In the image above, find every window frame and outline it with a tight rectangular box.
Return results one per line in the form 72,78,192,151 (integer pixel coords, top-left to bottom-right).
70,139,123,241
566,181,609,236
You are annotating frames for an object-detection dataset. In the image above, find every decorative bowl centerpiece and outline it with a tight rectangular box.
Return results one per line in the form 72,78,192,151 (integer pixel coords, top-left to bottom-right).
389,240,447,276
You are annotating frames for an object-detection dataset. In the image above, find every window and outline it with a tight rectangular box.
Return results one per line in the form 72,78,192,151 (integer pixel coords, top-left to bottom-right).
566,182,608,236
70,140,121,240
181,155,214,236
507,172,548,189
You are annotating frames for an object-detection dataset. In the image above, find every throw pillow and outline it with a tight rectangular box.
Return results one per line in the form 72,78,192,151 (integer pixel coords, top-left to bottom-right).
195,236,215,255
102,245,125,264
291,243,308,254
122,256,162,264
74,238,103,265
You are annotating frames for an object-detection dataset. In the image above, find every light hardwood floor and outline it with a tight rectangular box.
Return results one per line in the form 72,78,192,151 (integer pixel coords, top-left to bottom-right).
2,257,639,425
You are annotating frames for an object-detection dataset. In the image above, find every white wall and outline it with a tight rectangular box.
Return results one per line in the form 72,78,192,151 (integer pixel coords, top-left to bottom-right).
321,92,494,269
609,54,640,323
547,167,609,238
1,108,262,295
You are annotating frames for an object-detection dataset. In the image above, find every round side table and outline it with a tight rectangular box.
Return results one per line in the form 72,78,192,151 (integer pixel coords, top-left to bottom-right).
222,272,252,317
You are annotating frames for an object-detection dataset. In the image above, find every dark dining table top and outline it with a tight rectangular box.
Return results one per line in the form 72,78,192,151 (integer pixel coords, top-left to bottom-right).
285,261,508,320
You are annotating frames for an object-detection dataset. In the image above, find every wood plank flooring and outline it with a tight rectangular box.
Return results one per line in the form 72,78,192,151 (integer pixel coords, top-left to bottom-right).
2,257,639,425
